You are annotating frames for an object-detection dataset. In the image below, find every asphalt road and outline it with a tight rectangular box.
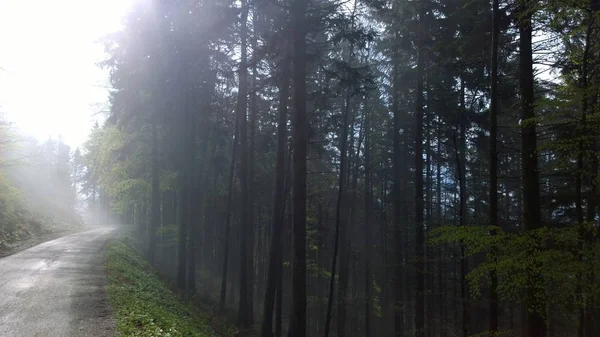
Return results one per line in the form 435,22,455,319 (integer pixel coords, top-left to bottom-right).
0,227,116,337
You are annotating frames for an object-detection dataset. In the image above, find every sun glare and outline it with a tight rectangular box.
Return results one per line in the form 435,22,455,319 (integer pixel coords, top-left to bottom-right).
0,0,134,148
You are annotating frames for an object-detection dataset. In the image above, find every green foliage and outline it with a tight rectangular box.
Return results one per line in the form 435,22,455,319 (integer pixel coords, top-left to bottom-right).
159,171,178,192
372,280,382,318
307,260,332,279
105,237,227,337
83,125,153,214
0,173,24,230
430,224,599,316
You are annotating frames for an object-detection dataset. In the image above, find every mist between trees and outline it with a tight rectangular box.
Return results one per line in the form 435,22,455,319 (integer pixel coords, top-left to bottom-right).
0,118,84,252
80,0,600,337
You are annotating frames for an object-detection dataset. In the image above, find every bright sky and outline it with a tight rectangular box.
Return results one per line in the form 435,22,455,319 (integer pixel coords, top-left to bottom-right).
0,0,134,148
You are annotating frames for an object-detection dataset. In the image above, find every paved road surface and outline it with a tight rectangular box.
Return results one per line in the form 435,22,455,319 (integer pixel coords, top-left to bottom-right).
0,227,116,337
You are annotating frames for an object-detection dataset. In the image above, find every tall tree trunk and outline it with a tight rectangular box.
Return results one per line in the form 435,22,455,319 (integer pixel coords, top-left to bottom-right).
148,120,160,265
220,103,240,312
262,50,291,337
414,1,426,336
578,10,596,337
364,102,372,337
187,185,198,295
392,57,405,337
288,0,308,332
336,98,353,337
176,189,189,290
176,91,193,291
436,127,445,337
425,101,434,337
518,0,546,335
489,0,500,334
188,122,209,295
324,38,355,337
457,78,469,337
343,85,364,337
246,7,260,323
275,252,284,337
237,0,251,328
324,80,350,337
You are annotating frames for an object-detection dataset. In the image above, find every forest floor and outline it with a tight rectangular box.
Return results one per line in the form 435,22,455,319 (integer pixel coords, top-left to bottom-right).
105,236,238,337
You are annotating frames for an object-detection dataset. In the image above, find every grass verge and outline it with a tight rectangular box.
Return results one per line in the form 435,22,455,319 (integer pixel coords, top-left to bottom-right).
105,236,233,337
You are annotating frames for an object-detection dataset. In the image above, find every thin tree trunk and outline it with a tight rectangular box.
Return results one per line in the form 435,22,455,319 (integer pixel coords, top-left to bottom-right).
414,1,426,336
489,0,500,333
364,101,372,337
288,0,308,332
176,92,192,291
579,11,596,337
219,108,240,312
237,0,251,328
275,253,284,337
457,78,469,337
148,120,160,264
436,129,445,337
425,101,434,337
246,6,260,323
324,40,355,337
518,0,546,335
392,57,405,337
262,49,291,337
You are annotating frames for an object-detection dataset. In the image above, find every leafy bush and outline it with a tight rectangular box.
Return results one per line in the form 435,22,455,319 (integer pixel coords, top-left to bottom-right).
0,173,25,232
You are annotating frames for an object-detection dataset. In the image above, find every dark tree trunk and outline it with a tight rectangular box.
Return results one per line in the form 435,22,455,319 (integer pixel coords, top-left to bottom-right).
275,254,284,337
518,0,546,335
148,121,160,265
237,0,251,328
489,0,499,334
287,0,308,333
457,78,469,337
220,105,240,312
261,49,291,337
392,57,405,337
414,1,426,336
247,7,259,324
578,11,596,337
176,92,193,291
364,103,372,337
324,41,354,337
425,102,434,337
176,188,189,291
187,186,199,295
436,130,445,337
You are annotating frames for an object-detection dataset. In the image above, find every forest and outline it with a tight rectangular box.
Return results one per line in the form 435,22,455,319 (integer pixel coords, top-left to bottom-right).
0,117,83,253
78,0,600,336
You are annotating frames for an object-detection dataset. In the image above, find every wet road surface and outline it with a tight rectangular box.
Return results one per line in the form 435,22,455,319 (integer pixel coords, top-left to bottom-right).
0,227,116,337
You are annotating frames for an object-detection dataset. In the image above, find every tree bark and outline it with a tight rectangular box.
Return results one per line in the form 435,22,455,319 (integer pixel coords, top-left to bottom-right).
148,120,160,265
261,49,291,337
414,1,426,336
176,91,193,291
518,0,546,335
237,0,251,328
392,55,405,337
364,102,372,337
489,0,500,334
219,102,240,312
288,0,308,332
457,78,469,337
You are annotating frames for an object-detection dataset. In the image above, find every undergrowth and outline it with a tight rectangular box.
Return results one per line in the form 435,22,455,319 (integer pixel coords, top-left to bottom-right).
0,173,82,253
105,236,234,337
